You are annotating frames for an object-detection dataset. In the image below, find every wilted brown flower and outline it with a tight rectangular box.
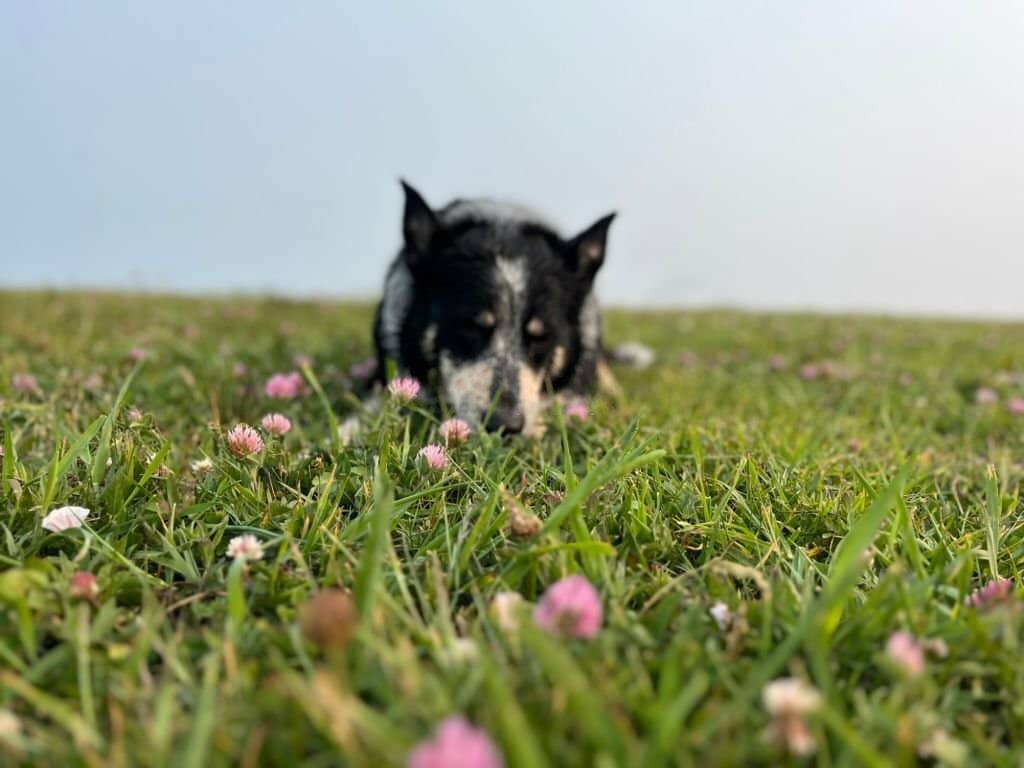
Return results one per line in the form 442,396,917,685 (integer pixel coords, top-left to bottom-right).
299,589,358,650
501,486,541,538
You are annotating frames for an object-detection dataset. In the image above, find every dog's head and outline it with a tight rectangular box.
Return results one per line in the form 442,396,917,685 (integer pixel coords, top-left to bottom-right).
397,181,615,435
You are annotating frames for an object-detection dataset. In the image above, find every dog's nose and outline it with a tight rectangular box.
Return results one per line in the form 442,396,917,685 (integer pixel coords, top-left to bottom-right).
485,407,525,434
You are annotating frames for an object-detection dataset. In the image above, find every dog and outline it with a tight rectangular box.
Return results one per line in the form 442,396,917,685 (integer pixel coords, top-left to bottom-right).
372,181,618,436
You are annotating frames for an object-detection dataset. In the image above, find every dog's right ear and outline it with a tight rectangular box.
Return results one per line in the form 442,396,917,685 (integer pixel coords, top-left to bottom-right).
400,180,439,265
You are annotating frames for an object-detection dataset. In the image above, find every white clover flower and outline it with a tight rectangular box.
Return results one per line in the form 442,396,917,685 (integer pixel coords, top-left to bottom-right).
226,534,264,562
763,678,821,717
191,457,214,473
762,677,822,756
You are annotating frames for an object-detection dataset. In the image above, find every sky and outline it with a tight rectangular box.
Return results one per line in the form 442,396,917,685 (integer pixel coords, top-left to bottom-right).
2,3,1023,317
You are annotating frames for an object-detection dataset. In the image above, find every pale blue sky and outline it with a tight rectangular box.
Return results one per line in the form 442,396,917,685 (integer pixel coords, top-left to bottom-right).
2,3,1022,316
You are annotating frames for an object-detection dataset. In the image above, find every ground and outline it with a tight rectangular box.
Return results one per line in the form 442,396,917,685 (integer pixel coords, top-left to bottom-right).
2,291,1024,767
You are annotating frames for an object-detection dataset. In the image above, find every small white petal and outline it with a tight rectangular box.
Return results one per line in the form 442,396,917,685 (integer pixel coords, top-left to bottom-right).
338,416,361,447
0,708,22,738
41,506,90,532
439,637,479,666
709,600,733,631
490,591,526,633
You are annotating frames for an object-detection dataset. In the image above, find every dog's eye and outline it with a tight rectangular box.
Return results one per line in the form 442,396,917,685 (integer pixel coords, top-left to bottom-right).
475,310,496,329
524,317,545,338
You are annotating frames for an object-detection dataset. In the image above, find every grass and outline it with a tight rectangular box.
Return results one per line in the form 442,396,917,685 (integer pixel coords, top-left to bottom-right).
2,290,1024,767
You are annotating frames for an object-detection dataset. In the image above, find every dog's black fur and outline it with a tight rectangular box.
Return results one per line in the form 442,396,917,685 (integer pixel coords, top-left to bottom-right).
373,181,615,435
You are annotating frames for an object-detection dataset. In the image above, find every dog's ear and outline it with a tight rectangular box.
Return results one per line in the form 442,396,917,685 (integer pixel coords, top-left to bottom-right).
400,180,439,261
565,212,616,278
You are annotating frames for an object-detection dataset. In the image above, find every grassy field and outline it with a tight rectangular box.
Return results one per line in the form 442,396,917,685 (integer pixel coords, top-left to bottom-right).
2,291,1024,767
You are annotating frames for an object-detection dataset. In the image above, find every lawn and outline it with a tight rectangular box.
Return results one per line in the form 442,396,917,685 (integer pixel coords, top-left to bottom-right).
2,290,1024,767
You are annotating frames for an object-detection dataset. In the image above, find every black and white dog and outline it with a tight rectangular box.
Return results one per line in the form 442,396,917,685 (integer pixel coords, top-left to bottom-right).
372,181,618,436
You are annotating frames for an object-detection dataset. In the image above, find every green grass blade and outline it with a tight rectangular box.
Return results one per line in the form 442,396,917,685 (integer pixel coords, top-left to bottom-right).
39,415,105,512
353,465,395,618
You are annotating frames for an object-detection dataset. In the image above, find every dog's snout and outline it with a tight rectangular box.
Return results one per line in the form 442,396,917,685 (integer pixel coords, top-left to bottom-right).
485,406,525,434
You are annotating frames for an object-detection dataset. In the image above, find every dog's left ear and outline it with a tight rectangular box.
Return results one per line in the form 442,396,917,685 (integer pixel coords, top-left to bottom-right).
565,212,616,277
